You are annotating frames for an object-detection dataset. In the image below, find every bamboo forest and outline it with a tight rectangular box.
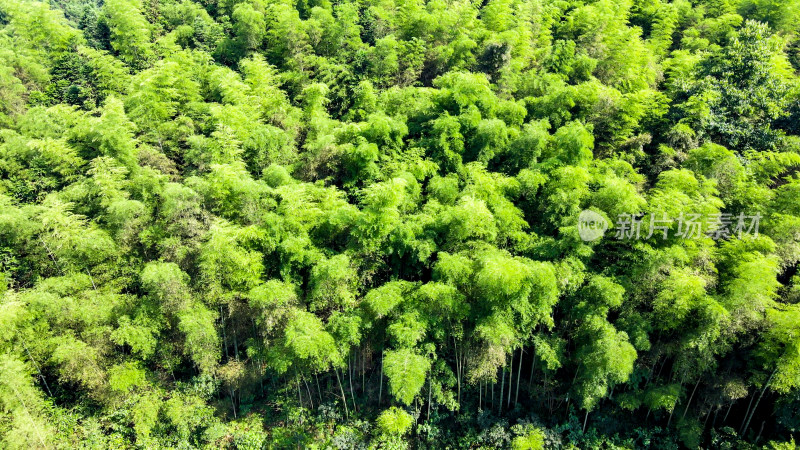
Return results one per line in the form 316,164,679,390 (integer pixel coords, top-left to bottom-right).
1,0,800,447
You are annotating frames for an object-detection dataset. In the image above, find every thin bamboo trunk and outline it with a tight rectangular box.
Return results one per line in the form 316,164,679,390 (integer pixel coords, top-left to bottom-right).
515,347,522,406
86,268,97,290
427,375,432,421
220,305,229,359
682,378,701,420
479,380,482,410
529,348,536,389
233,329,239,361
315,373,322,404
304,377,314,409
296,375,302,409
740,390,757,432
22,341,52,396
454,338,462,408
335,369,349,418
755,421,765,444
742,369,776,436
507,353,513,408
499,366,505,414
723,401,733,423
667,380,684,427
378,350,384,406
583,409,589,432
348,357,358,413
231,388,238,419
8,383,48,448
362,347,365,393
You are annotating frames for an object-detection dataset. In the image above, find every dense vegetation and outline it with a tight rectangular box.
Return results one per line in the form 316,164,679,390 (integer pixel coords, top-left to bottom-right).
1,0,800,447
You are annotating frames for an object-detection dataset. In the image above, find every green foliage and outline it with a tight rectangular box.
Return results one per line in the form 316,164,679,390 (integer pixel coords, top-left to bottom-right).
178,303,220,373
383,348,431,406
274,310,340,373
574,316,637,411
511,428,545,450
375,406,414,436
0,0,799,447
0,354,54,448
100,0,154,68
675,20,795,151
308,254,357,312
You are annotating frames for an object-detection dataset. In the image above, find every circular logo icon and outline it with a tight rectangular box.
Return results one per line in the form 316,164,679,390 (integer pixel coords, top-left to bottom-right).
578,210,608,242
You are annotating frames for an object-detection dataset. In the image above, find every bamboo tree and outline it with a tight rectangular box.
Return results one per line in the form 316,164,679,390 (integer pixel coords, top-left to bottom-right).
507,351,513,408
378,350,384,406
515,347,523,406
499,365,505,414
335,369,349,419
741,369,776,436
